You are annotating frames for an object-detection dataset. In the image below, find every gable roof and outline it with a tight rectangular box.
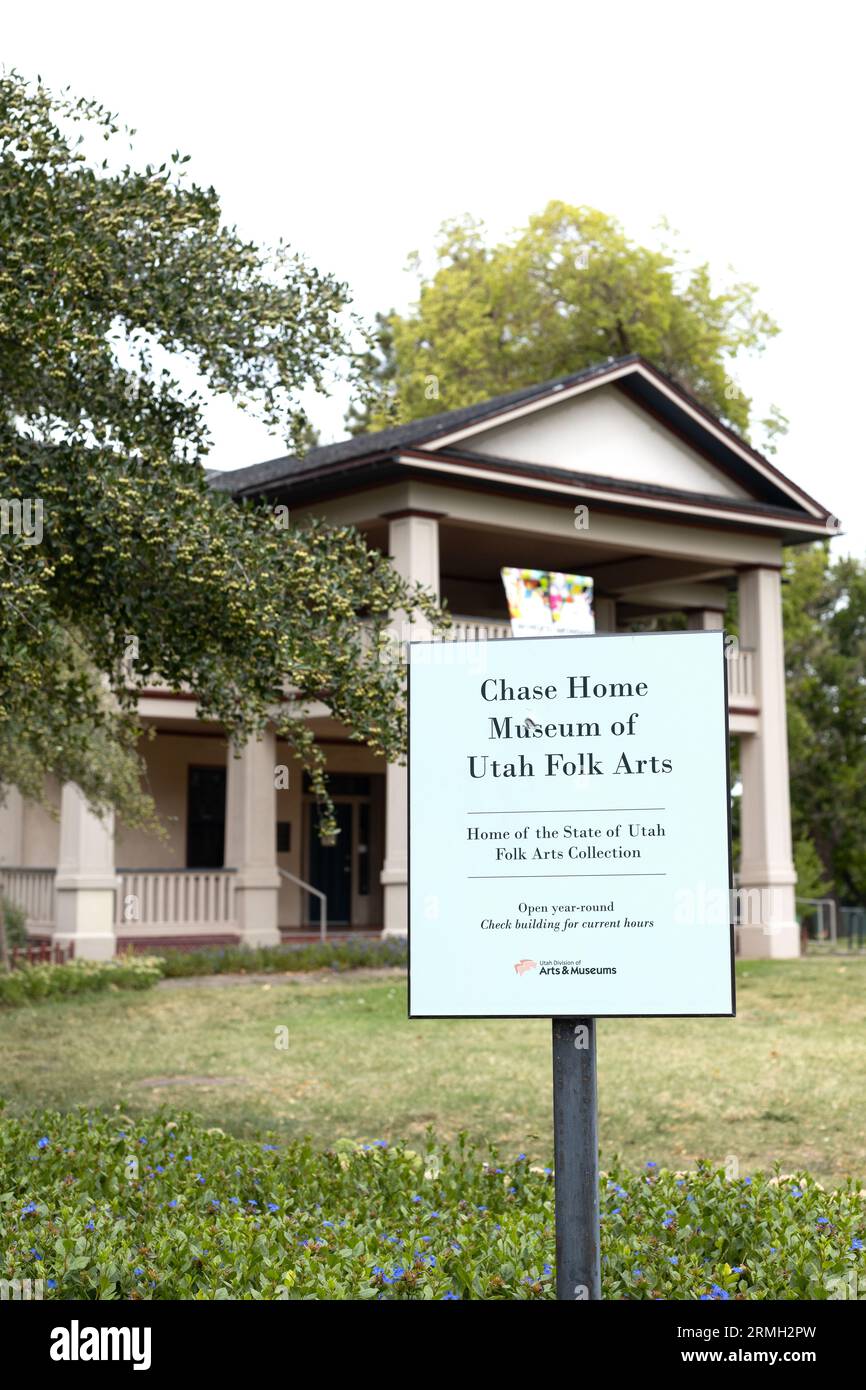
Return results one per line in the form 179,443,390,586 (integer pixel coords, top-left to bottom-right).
209,355,837,539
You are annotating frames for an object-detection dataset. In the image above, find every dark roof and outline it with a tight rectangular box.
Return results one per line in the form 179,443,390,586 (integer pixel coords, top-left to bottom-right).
209,356,640,497
208,353,834,529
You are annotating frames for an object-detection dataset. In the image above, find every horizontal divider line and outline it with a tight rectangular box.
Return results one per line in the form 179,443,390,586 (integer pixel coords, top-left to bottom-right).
466,873,667,879
467,808,666,815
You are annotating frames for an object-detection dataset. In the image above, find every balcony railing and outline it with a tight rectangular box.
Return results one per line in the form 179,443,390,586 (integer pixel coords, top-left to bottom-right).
727,646,755,707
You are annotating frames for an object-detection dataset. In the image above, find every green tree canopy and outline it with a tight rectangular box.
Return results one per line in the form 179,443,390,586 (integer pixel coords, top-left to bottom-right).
349,202,784,445
784,545,866,904
0,74,442,835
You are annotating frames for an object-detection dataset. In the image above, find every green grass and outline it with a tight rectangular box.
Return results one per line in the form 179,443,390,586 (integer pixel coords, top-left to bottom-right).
2,959,865,1184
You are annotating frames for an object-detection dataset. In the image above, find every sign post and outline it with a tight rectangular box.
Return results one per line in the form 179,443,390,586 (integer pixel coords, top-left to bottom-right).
408,630,733,1300
552,1016,601,1300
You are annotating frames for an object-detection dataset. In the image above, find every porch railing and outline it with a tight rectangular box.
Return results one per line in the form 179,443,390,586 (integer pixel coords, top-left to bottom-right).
115,868,236,930
0,867,56,930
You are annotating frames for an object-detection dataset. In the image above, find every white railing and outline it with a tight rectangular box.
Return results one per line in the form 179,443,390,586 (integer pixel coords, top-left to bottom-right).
447,615,513,642
115,869,236,929
0,867,55,929
728,647,755,706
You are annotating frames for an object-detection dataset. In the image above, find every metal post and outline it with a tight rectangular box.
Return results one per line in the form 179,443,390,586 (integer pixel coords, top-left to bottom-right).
552,1016,601,1300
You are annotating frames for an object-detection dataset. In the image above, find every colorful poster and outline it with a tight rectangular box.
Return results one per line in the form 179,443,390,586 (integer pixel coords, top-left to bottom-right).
500,568,594,637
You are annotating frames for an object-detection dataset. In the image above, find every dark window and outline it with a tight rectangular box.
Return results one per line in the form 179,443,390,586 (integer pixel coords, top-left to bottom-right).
186,766,226,868
302,772,372,797
276,821,291,853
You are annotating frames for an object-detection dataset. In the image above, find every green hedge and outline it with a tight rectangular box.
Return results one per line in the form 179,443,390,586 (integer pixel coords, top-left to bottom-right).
156,938,407,977
0,956,163,1008
1,1107,863,1299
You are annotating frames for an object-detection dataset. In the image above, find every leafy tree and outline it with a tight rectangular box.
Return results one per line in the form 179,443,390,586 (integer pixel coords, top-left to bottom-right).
783,545,866,904
349,203,783,444
0,73,442,836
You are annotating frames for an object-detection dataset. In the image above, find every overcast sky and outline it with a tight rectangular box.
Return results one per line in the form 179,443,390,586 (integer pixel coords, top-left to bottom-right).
6,2,863,552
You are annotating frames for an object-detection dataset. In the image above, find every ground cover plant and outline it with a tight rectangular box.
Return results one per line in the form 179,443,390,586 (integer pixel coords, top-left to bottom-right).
1,1107,863,1300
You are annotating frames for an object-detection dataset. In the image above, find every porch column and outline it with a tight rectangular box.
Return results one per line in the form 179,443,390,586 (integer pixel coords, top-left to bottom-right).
737,567,798,958
594,596,617,633
54,783,118,960
225,729,281,946
381,510,441,937
687,609,725,631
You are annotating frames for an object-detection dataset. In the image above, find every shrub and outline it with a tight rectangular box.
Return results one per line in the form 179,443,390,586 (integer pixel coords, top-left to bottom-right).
0,897,27,947
0,1108,863,1300
0,956,164,1008
156,938,407,978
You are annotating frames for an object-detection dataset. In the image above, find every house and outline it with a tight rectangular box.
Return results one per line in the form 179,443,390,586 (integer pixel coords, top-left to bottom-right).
0,355,837,959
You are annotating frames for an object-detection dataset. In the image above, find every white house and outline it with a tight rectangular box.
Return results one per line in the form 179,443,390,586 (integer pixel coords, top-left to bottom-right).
0,356,837,959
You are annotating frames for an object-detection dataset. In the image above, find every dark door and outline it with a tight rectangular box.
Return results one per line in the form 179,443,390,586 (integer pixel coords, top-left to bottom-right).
187,766,226,868
307,801,352,925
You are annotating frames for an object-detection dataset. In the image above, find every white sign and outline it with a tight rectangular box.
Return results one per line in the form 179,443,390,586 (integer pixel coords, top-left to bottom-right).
408,631,734,1018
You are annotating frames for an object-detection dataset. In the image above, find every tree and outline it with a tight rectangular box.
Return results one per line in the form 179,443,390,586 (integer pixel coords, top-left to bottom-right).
783,545,866,905
0,73,443,837
349,203,784,445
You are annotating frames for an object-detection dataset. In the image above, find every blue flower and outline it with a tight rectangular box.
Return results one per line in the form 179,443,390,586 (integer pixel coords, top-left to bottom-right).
167,1200,178,1209
852,1238,864,1252
36,1137,50,1149
22,1202,37,1215
133,1267,144,1277
669,1256,679,1265
441,1291,460,1300
267,1203,279,1213
646,1161,657,1168
791,1186,804,1198
732,1266,745,1273
47,1279,57,1289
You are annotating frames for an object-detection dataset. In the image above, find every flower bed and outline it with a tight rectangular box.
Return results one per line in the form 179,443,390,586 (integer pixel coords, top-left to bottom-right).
1,1108,863,1299
155,938,407,977
0,956,163,1008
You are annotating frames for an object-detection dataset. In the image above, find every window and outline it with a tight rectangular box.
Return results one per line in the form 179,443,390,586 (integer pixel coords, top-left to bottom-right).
186,766,226,868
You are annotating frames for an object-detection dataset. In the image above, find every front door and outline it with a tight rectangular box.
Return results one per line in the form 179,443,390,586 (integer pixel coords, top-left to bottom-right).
306,801,353,926
303,774,384,928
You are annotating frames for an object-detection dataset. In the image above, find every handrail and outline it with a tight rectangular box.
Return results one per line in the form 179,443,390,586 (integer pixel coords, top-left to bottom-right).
278,868,327,944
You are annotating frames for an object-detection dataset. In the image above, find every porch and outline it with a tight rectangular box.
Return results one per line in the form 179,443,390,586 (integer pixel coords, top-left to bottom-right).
0,613,759,953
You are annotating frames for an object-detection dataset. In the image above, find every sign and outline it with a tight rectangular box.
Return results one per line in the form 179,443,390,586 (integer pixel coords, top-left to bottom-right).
500,567,594,637
408,630,734,1018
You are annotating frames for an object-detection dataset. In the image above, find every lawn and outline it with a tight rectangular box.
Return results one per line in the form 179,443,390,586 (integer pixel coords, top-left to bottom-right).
2,958,864,1185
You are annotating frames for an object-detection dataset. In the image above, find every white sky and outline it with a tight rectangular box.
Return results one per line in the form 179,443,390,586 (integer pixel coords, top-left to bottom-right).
5,1,864,552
